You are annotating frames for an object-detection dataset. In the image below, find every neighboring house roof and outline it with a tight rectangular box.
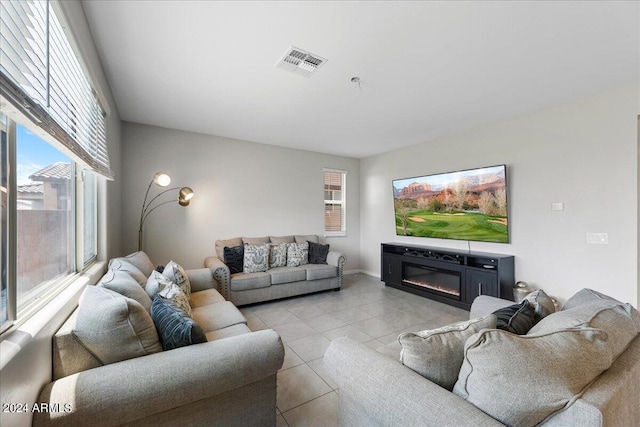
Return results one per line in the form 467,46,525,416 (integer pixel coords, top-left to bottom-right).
17,183,44,194
29,162,71,181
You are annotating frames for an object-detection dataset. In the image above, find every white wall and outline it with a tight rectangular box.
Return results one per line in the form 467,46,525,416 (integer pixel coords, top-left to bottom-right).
0,2,122,426
360,83,638,305
120,122,361,272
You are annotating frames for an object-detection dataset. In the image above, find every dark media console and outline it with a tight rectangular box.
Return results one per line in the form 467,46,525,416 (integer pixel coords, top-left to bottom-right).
381,242,515,310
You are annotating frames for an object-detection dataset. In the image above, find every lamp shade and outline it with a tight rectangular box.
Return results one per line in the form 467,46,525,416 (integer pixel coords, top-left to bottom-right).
153,172,171,187
179,187,194,201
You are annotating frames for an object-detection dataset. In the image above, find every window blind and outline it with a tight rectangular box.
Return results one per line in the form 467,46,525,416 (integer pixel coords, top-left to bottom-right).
0,0,112,179
324,169,346,234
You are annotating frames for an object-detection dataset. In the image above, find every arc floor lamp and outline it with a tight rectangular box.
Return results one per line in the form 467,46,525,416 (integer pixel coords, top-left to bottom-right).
138,171,194,251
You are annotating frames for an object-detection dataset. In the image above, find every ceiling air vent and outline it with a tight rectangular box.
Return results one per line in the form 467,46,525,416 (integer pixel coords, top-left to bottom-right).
276,46,327,77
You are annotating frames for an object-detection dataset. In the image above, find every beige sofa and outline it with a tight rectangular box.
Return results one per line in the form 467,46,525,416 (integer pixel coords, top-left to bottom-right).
34,251,285,427
205,235,346,306
325,288,640,427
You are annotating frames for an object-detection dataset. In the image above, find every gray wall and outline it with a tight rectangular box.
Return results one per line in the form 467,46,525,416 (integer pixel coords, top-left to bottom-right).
121,122,361,271
360,83,638,305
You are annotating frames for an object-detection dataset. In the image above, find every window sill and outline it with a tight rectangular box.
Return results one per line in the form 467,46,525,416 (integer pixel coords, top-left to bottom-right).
324,233,347,238
0,261,106,359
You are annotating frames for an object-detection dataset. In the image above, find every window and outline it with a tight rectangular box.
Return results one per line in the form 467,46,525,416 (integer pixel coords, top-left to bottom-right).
0,0,111,332
324,169,347,236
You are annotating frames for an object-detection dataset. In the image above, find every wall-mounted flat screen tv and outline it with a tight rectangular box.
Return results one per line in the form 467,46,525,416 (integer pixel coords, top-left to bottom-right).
392,164,509,243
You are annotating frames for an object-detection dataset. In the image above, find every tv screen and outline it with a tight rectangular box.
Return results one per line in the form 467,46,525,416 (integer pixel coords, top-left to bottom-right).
392,165,509,243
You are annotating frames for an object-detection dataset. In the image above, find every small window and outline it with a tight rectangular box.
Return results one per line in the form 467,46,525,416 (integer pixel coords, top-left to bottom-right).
324,169,346,236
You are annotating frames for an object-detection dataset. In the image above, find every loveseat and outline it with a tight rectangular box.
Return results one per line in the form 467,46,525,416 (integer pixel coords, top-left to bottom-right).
34,251,285,427
205,235,346,306
325,288,640,427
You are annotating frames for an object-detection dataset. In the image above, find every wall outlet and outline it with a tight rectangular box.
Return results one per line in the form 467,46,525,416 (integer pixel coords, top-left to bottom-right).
551,202,564,211
586,233,608,244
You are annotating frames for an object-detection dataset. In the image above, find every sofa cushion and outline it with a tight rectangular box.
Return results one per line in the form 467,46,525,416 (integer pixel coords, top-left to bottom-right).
308,241,330,264
73,286,162,365
528,300,639,359
453,327,612,427
243,236,270,245
287,242,309,267
563,289,640,328
191,301,247,332
163,260,191,297
145,270,175,299
523,289,556,321
216,237,243,259
108,258,147,286
295,235,318,244
189,288,225,308
398,315,497,390
270,266,307,285
98,270,153,312
268,243,288,268
493,300,536,335
305,264,338,281
243,243,269,273
270,235,294,244
205,323,252,342
115,251,155,277
230,271,271,291
224,245,244,274
158,283,192,317
151,295,207,350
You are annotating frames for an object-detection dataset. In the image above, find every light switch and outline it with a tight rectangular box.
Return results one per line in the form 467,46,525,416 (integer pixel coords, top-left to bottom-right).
587,233,608,244
551,202,564,211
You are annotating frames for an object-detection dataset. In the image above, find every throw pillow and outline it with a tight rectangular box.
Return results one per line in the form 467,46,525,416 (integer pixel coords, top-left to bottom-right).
73,286,162,365
453,327,612,427
162,260,191,297
98,270,153,312
115,251,155,277
159,283,192,317
244,244,269,273
493,300,536,335
528,300,639,360
286,242,309,267
523,289,556,321
398,315,497,391
151,295,207,351
108,258,147,286
268,243,288,268
145,270,175,299
224,245,244,274
308,241,330,264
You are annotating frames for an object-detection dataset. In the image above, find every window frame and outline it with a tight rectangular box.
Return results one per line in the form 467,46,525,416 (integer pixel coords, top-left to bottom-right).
323,168,347,237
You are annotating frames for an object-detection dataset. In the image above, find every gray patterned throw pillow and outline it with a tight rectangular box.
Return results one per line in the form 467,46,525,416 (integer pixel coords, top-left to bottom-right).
286,242,309,267
162,260,191,297
244,244,269,273
268,243,287,268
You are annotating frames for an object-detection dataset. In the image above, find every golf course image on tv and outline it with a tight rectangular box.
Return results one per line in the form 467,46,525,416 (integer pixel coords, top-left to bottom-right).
393,165,509,243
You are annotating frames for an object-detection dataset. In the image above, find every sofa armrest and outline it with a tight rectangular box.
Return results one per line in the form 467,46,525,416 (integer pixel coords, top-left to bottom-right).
185,267,217,293
34,330,284,427
204,256,230,300
469,295,514,319
324,338,504,427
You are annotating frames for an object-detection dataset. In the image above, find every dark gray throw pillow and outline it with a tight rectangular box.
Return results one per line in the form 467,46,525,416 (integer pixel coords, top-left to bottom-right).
151,296,207,350
493,300,536,335
223,245,244,274
308,241,330,264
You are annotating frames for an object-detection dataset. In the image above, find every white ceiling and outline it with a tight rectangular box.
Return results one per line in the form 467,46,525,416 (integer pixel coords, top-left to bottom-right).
82,1,639,159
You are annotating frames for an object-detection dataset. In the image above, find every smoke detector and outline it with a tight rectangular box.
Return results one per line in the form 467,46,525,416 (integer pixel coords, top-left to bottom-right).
276,46,327,77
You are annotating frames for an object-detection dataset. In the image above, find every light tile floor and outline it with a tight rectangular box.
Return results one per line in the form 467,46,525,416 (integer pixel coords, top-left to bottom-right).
240,273,469,427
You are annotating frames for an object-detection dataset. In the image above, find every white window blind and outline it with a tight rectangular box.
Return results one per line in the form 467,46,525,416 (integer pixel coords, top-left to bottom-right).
324,169,346,235
0,0,112,179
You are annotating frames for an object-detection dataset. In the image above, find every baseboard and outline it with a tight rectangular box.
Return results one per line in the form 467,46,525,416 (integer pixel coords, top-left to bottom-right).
344,269,381,278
